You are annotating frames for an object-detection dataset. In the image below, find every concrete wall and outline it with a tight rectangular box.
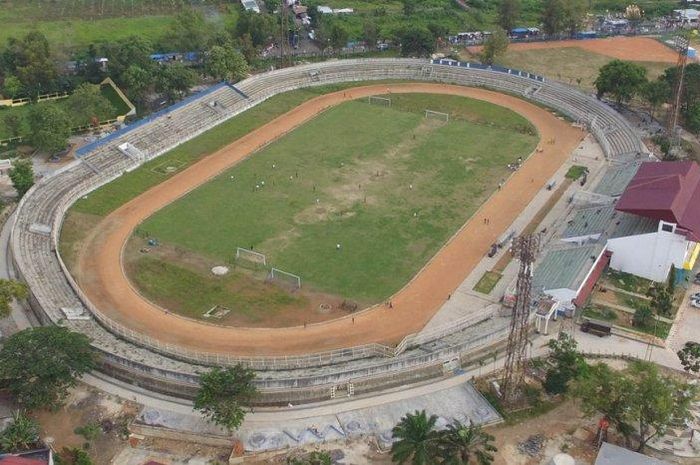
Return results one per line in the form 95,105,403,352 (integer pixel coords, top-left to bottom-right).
607,222,690,282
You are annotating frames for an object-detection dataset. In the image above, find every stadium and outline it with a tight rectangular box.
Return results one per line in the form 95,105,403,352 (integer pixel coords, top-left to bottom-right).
9,58,645,405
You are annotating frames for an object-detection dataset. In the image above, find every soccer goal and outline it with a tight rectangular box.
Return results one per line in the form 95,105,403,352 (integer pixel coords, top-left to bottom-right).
368,96,391,106
235,247,267,266
268,267,302,290
425,109,449,122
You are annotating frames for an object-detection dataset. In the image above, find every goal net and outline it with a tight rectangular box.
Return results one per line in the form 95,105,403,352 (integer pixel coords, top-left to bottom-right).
368,96,391,106
425,109,449,122
235,247,267,266
268,267,302,290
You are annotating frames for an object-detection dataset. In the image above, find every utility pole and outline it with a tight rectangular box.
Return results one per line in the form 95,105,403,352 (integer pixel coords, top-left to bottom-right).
667,33,690,157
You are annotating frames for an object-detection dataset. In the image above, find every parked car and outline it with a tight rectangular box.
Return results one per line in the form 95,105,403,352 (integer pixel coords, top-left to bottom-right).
691,299,700,309
690,292,700,300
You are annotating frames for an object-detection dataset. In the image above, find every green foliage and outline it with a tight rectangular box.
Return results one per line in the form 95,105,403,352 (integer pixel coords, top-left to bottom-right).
391,410,439,465
437,420,497,465
194,365,258,431
498,0,521,32
641,79,671,117
633,305,653,328
1,31,58,96
0,326,96,410
686,103,700,135
565,165,587,180
234,9,276,48
667,267,676,294
27,104,71,153
678,341,700,374
3,113,24,138
8,158,35,198
204,45,249,82
646,283,673,317
74,422,102,441
155,63,197,103
287,451,332,465
480,28,509,65
595,60,648,103
56,447,94,465
399,27,436,57
0,411,40,452
3,74,24,99
543,333,588,395
0,279,28,318
165,10,210,52
663,63,700,115
104,35,156,88
66,83,113,127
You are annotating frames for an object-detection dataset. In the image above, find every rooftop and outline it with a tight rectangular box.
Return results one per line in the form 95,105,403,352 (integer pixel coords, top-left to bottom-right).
593,162,641,197
562,205,616,239
533,245,601,292
595,442,671,465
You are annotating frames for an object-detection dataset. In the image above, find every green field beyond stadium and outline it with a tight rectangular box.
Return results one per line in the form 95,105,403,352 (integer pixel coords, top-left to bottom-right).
123,93,537,326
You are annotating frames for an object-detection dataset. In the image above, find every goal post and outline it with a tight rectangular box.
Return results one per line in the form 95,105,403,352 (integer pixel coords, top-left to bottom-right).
425,109,449,122
368,96,391,106
268,267,302,290
235,247,267,266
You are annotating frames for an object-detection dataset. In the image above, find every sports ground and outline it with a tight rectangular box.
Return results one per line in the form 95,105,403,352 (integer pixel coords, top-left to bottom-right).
72,83,583,355
122,93,538,326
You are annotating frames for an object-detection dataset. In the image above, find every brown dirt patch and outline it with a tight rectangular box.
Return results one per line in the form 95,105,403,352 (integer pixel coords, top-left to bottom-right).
75,83,583,356
468,36,678,63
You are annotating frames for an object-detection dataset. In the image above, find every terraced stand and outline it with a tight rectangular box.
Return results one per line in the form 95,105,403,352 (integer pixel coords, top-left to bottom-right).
10,58,646,404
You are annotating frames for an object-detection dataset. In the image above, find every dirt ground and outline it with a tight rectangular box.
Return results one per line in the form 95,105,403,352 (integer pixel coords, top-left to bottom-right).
30,386,138,464
75,83,583,356
468,36,678,63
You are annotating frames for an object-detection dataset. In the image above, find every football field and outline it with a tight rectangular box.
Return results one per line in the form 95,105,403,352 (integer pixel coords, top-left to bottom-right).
126,93,538,322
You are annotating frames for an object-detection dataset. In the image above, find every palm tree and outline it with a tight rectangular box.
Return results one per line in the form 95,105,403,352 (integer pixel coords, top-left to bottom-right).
0,411,39,452
391,410,439,465
437,420,497,465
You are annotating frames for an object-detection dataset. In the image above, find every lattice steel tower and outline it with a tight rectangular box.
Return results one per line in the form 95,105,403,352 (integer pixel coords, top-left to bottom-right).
278,0,292,67
501,234,539,406
667,33,690,155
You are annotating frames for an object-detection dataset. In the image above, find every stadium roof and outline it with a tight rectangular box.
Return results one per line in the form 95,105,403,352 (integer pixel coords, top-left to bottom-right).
616,161,700,242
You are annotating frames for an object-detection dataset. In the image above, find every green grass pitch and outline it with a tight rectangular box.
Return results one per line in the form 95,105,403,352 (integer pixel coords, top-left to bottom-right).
130,93,538,310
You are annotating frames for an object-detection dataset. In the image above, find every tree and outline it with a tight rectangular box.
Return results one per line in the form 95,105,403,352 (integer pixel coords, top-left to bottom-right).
287,451,332,465
4,113,24,137
401,0,415,16
3,74,23,99
328,23,349,50
0,326,96,410
628,362,694,452
641,80,671,117
0,279,28,317
541,0,565,36
663,63,700,114
166,10,210,52
194,365,257,431
561,0,587,37
595,60,648,104
233,10,276,48
66,83,112,127
399,27,436,58
104,36,155,86
498,0,521,32
543,332,587,394
480,28,509,66
363,20,379,48
437,420,497,465
204,45,249,82
8,158,35,198
0,411,39,452
121,65,154,106
391,410,438,465
27,104,71,153
56,447,94,465
686,103,700,135
633,305,654,328
155,63,197,103
646,283,673,317
678,341,700,374
1,32,58,96
572,363,636,445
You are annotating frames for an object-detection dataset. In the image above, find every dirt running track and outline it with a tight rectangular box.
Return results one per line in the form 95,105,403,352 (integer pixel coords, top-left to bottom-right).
76,84,584,356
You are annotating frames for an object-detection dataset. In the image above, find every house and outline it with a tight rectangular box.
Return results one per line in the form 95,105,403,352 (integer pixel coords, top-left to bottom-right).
607,161,700,282
595,442,671,465
0,449,53,465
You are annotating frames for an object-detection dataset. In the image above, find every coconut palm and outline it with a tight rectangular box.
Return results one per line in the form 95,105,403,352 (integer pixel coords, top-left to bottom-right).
391,410,439,465
437,419,497,465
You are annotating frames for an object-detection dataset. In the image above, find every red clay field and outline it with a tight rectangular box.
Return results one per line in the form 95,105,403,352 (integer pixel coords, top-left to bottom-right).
75,83,584,356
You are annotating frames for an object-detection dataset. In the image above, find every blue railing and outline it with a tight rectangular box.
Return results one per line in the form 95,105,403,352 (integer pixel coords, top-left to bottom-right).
76,82,231,157
430,59,546,83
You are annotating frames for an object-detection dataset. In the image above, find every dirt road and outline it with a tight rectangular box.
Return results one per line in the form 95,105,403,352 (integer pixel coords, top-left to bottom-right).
76,83,583,356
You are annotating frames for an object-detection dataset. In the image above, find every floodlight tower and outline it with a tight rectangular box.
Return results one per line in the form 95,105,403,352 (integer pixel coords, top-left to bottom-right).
501,234,539,406
278,0,292,67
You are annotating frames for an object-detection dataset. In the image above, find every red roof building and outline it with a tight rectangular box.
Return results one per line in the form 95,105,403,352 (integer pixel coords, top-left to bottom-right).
616,161,700,242
0,457,47,465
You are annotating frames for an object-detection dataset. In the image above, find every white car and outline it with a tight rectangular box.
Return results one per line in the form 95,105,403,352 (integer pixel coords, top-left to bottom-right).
691,299,700,309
